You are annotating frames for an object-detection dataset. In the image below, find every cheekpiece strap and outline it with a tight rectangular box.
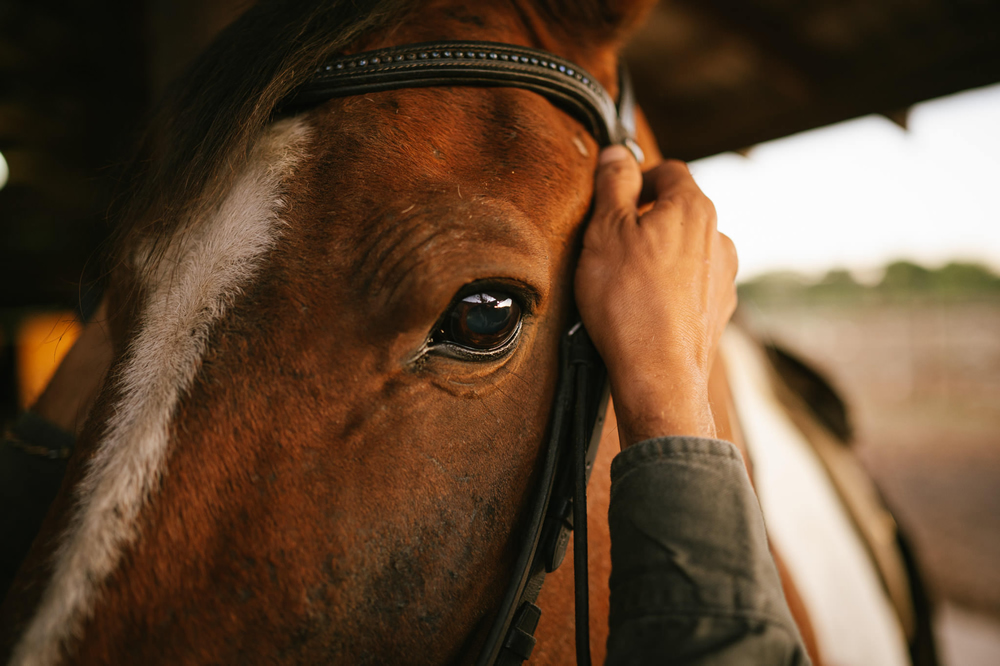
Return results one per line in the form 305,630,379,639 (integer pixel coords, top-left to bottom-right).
286,40,636,149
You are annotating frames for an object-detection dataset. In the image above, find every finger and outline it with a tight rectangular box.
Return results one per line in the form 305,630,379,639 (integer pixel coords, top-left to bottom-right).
639,161,717,240
714,232,739,333
591,145,642,230
717,231,739,282
638,159,695,206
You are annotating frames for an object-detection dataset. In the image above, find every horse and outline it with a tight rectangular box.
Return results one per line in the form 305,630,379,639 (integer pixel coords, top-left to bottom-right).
1,0,931,664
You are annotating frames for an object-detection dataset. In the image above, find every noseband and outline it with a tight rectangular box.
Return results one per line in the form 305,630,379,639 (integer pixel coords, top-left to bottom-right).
288,41,641,666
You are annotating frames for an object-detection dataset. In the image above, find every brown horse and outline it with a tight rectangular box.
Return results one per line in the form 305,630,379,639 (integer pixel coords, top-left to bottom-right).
2,0,920,664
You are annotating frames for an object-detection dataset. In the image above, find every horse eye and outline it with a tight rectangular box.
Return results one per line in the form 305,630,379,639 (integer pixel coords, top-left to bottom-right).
437,291,522,352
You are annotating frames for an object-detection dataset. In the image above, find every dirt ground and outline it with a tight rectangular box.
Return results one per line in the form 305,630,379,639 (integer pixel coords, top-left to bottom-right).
741,298,1000,623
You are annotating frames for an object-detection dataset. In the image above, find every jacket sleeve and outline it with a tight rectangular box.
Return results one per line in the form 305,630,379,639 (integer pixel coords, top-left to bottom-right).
605,436,812,666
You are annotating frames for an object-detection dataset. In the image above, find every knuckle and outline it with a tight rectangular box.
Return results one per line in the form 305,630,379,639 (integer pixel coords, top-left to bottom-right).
658,188,715,223
700,196,718,222
682,187,715,220
604,205,637,227
719,231,737,257
660,159,690,175
657,192,684,211
657,160,693,188
600,159,638,181
720,234,739,276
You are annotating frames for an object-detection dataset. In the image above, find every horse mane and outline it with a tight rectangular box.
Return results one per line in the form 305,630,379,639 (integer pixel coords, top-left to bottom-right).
110,0,418,278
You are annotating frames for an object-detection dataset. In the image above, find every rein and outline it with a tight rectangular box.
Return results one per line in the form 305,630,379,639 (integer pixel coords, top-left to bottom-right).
288,41,640,665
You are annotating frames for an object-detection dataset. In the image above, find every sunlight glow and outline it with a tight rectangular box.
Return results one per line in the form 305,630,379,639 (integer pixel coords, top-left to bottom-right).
689,83,1000,281
16,312,82,410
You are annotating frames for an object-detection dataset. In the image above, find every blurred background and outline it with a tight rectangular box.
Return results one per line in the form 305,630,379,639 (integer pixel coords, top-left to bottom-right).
1,0,998,662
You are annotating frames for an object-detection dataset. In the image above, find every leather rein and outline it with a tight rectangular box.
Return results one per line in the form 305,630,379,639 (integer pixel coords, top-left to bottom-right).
286,41,641,666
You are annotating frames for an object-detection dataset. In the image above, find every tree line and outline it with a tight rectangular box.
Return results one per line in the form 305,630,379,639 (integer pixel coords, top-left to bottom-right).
738,260,1000,306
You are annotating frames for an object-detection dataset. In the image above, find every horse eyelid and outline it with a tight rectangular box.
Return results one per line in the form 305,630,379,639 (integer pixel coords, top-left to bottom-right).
426,318,524,362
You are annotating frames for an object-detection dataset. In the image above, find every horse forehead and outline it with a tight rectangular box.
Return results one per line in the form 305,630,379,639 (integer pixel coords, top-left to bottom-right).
307,85,597,207
288,86,597,299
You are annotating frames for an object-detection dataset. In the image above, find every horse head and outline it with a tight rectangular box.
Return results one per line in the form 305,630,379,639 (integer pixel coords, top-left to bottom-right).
2,1,663,663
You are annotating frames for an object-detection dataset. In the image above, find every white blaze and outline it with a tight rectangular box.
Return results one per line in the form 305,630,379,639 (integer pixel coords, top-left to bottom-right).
11,118,311,666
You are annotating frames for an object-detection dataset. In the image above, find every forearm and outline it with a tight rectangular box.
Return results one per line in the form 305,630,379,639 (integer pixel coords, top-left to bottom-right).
605,437,811,665
608,367,716,447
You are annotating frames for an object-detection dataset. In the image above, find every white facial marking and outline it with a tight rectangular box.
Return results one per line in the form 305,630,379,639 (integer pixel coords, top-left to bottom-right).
11,118,311,666
571,135,590,157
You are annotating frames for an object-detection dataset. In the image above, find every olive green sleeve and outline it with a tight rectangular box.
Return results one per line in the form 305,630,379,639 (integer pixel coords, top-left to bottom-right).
606,437,812,666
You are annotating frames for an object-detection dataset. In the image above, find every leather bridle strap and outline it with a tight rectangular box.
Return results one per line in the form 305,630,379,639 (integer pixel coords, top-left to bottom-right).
482,324,608,666
285,40,643,160
286,40,637,666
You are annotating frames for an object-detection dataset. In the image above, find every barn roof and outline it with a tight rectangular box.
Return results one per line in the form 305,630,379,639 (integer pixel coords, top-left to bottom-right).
625,0,1000,160
1,0,998,306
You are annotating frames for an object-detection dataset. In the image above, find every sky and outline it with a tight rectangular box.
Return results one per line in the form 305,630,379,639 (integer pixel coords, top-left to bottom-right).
688,82,1000,282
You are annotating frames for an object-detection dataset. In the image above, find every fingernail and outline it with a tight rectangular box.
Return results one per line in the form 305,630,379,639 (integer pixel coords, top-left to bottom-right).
599,145,632,166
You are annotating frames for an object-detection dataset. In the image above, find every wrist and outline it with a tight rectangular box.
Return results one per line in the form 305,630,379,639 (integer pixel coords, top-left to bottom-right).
609,371,716,447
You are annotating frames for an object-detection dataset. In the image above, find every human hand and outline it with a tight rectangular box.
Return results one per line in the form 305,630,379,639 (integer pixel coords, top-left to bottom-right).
575,146,738,448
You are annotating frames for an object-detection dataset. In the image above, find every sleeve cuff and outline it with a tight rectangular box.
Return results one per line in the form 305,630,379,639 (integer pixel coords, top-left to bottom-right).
610,436,744,494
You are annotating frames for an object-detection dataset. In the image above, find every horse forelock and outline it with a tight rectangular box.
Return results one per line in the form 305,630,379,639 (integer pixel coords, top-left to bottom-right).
10,118,312,666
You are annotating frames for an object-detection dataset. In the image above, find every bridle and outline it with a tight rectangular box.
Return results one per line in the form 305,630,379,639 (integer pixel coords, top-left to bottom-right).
287,41,641,666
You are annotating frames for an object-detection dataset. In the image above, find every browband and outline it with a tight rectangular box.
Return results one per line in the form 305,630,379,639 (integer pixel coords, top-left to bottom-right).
287,40,642,158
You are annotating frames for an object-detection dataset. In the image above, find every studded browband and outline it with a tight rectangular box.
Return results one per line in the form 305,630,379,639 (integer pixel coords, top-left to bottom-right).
285,40,643,161
287,40,634,666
